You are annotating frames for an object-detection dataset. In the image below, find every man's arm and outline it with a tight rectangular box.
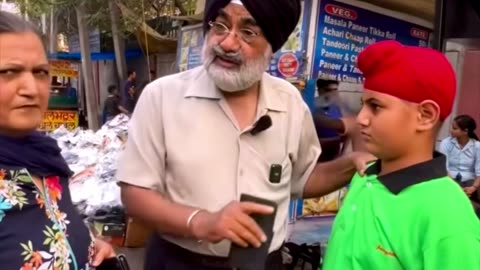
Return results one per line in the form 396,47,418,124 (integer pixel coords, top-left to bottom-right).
290,107,373,199
117,105,130,115
312,113,345,134
303,153,360,198
121,185,201,237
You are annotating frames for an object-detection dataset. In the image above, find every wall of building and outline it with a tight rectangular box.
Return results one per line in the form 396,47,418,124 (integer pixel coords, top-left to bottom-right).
445,40,480,142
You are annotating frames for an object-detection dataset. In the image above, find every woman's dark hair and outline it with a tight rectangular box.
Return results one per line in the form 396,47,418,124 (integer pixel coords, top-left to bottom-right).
0,11,41,36
454,114,479,140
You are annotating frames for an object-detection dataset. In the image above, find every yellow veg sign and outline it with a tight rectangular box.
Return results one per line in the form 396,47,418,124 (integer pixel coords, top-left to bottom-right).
39,110,79,132
49,60,78,78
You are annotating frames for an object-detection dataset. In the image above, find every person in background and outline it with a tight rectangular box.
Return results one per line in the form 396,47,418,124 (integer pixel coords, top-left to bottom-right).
439,114,480,202
0,10,115,269
103,85,130,122
323,40,480,270
312,79,344,162
116,0,374,269
314,115,368,153
122,70,136,113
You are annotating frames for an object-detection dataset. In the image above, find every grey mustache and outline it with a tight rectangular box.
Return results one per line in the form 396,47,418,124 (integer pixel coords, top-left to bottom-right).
212,45,243,64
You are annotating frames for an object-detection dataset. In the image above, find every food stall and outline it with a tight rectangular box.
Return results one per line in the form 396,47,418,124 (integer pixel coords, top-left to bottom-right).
39,59,81,132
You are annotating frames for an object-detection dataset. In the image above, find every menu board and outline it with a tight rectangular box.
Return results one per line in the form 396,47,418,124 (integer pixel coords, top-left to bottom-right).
39,110,79,132
312,0,432,83
176,0,311,82
50,60,79,78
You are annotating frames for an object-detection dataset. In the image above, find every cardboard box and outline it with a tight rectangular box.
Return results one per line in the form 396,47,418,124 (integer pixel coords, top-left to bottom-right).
123,217,154,248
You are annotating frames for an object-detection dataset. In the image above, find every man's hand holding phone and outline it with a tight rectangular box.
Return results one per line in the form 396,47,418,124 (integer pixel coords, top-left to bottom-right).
190,201,274,248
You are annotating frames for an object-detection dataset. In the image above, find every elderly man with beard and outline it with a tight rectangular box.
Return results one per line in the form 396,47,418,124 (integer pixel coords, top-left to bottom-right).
117,0,374,269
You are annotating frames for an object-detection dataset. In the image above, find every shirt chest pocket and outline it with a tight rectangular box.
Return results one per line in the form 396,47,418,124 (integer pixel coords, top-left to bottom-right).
240,142,293,200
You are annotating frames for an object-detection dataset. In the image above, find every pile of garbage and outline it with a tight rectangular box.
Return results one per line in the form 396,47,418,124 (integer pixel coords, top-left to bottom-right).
50,114,130,217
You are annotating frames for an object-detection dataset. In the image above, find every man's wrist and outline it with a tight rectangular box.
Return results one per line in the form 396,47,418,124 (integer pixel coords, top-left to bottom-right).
188,209,209,240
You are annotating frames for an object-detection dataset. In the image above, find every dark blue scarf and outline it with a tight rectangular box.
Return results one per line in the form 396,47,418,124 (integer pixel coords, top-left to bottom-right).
0,131,73,178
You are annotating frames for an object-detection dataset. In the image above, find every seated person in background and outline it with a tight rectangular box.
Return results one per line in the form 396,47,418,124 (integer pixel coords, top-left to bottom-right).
439,114,480,203
313,79,343,162
323,40,480,270
103,85,129,122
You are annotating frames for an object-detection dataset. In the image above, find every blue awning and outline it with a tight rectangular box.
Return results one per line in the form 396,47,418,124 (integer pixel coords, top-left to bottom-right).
48,49,143,61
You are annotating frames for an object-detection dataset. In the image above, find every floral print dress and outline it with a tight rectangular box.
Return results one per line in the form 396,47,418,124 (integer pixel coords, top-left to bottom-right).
0,167,94,270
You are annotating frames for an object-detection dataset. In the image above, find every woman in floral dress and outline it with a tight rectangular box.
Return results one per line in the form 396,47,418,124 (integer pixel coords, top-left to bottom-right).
0,11,115,270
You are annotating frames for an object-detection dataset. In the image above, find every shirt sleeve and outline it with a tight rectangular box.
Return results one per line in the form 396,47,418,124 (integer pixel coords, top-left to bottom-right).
116,83,166,192
291,106,322,199
421,186,480,270
438,138,450,155
424,234,480,270
474,142,480,177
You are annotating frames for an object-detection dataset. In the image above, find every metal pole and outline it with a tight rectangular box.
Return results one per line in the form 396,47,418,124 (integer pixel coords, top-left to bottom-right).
24,0,29,21
76,3,100,130
48,6,57,53
433,0,447,52
108,0,127,85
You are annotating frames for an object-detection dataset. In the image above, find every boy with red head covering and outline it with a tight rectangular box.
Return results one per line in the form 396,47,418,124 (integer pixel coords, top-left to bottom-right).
322,40,480,270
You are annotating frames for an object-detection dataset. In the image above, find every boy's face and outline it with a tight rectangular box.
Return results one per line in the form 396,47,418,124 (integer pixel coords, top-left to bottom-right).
356,90,419,159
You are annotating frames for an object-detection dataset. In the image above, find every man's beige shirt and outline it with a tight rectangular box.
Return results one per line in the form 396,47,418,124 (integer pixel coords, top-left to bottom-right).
117,66,321,256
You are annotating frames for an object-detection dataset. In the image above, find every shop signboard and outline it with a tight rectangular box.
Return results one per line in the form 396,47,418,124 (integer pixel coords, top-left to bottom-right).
267,0,311,82
177,24,204,72
68,29,101,53
50,60,79,78
312,0,432,83
39,110,79,132
176,0,311,82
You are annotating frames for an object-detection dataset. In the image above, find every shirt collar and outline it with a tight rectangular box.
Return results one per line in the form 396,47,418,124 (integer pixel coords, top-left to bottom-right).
184,67,287,112
258,74,287,113
451,137,475,149
365,152,448,195
184,67,222,99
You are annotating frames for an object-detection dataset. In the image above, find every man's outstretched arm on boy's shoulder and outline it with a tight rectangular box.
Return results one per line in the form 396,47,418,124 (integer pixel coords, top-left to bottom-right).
423,233,480,270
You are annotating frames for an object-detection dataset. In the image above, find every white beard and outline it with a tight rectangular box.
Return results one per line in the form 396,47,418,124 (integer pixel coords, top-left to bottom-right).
201,40,272,92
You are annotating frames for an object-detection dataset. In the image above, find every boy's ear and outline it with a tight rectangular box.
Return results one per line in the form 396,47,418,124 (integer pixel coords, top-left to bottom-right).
416,100,441,132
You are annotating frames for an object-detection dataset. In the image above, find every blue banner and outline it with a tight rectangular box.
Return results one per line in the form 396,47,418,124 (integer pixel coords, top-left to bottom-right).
312,0,432,83
176,0,311,82
177,24,204,72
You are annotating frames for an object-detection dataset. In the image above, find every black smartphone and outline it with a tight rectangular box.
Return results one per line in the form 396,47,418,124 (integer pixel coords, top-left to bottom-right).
95,254,130,270
229,194,278,270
